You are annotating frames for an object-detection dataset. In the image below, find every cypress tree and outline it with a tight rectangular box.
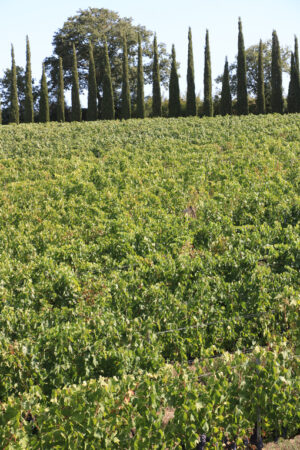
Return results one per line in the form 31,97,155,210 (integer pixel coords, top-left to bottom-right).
102,40,115,120
294,36,300,112
57,57,65,122
121,36,131,120
186,27,196,116
71,44,81,121
220,57,232,115
203,29,213,117
152,34,162,117
10,44,19,124
136,33,145,119
87,42,97,121
271,30,283,113
237,18,248,115
0,96,2,125
256,39,266,114
168,44,181,117
24,36,34,123
287,53,300,113
39,64,50,122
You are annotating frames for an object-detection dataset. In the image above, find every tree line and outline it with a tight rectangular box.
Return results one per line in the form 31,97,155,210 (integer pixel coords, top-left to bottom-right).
1,13,300,125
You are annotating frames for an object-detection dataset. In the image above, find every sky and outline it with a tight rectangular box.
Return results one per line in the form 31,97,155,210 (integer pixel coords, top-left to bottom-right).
1,0,299,105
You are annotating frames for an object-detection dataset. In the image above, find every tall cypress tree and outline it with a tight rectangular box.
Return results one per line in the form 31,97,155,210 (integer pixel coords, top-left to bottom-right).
220,57,232,115
237,18,248,115
168,44,181,117
152,34,162,117
24,36,34,123
271,30,283,113
87,42,97,121
136,33,145,119
287,53,300,113
102,40,115,120
10,45,19,124
57,57,65,122
0,96,2,125
294,36,300,112
203,29,213,117
71,44,81,121
256,39,266,114
186,27,196,116
39,64,50,122
121,36,131,120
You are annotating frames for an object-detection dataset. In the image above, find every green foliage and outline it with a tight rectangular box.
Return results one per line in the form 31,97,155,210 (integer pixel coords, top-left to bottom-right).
257,40,266,114
271,31,283,113
136,33,145,119
186,27,196,116
71,44,81,122
203,30,213,117
57,57,65,122
152,34,162,117
237,18,248,115
102,40,115,120
87,42,98,121
220,58,232,115
0,115,299,447
24,36,34,123
10,44,19,124
168,44,181,117
121,37,131,120
39,64,50,123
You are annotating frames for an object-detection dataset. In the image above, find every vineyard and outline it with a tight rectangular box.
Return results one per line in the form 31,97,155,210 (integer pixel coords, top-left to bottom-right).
0,114,299,448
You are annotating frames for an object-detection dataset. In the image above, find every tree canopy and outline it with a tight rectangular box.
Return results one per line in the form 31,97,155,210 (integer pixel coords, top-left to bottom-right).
215,40,290,97
44,8,170,106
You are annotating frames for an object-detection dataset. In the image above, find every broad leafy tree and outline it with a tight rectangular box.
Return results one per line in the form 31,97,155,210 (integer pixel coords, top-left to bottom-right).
44,8,170,113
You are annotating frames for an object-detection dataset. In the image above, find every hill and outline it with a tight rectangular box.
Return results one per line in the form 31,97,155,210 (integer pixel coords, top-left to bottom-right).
0,115,299,448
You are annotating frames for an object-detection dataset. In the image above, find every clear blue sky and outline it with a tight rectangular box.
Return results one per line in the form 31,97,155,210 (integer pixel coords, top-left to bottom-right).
1,0,299,104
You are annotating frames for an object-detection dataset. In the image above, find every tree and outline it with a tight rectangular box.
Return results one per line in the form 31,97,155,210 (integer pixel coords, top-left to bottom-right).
44,8,170,114
71,44,81,121
152,34,162,117
0,96,2,125
10,45,19,124
87,42,97,121
293,36,300,112
168,44,181,117
186,27,196,116
39,64,50,122
287,52,300,113
237,18,248,115
121,36,131,119
256,40,266,114
220,58,232,115
24,36,34,122
102,40,115,120
271,30,283,113
203,29,213,117
57,57,65,122
136,33,145,119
